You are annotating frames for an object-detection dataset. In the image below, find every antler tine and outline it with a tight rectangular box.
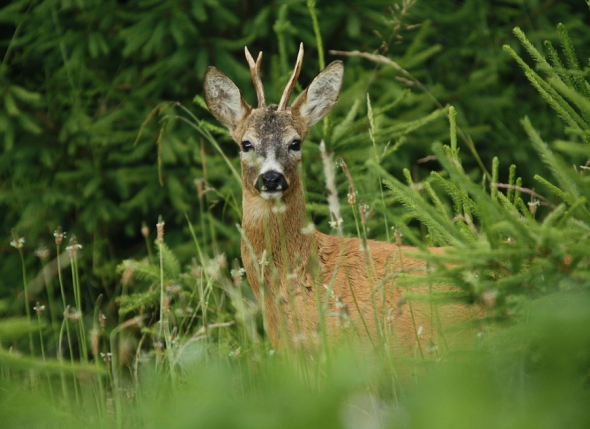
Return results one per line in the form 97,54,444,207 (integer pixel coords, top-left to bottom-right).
278,43,304,111
245,46,265,107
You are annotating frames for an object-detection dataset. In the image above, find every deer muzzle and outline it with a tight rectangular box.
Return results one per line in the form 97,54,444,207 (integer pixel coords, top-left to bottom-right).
255,170,289,195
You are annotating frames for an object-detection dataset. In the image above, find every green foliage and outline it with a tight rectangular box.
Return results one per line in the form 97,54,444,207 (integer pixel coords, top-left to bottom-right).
2,0,587,303
1,2,590,429
372,21,590,316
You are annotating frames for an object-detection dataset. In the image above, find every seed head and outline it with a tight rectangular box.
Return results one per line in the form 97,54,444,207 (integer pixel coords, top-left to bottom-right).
216,254,228,269
339,159,357,206
528,200,540,215
229,347,241,358
141,222,150,238
191,258,202,278
156,216,165,243
34,302,45,316
395,229,402,247
66,235,82,258
162,293,170,316
35,246,50,261
90,327,100,357
359,202,369,226
100,352,112,365
54,227,65,247
121,262,134,287
329,217,343,229
231,267,246,286
99,311,107,330
259,250,269,267
166,284,182,296
194,178,205,198
301,222,315,235
347,192,356,206
335,295,350,328
10,230,25,249
65,307,82,323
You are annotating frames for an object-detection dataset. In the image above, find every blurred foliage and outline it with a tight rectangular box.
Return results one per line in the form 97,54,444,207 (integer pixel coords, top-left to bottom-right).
1,0,588,310
1,293,589,429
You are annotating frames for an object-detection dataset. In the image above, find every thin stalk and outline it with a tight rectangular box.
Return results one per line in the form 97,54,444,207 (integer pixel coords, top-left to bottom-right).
141,222,154,264
92,299,105,421
35,308,45,361
13,233,35,355
69,244,88,362
36,307,55,403
57,318,70,402
38,254,59,337
307,0,325,70
158,240,165,354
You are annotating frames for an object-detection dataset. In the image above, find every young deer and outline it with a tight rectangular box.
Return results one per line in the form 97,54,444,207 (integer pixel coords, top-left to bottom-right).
204,44,473,353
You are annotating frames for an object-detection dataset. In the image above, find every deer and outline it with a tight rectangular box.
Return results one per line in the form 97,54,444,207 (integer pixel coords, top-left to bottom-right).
203,44,476,354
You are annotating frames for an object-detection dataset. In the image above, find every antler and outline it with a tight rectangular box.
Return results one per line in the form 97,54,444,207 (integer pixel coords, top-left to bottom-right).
278,43,304,111
245,47,265,107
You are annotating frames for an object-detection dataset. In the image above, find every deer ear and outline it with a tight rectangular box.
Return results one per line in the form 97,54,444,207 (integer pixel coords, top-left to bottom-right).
203,67,251,131
291,61,344,127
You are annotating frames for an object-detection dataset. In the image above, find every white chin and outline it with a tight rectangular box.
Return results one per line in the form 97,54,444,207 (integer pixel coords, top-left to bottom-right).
260,191,283,200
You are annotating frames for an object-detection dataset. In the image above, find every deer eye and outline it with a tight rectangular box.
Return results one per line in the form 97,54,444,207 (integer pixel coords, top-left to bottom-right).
241,140,253,152
289,139,301,151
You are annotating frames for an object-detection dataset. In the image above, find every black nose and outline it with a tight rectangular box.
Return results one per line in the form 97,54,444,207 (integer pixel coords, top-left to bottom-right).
255,171,289,192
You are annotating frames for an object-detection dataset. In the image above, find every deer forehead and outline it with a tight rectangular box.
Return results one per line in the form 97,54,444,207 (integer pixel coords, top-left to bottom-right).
236,107,307,148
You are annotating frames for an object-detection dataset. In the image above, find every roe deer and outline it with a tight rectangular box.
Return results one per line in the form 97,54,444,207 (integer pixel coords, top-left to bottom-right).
203,44,475,353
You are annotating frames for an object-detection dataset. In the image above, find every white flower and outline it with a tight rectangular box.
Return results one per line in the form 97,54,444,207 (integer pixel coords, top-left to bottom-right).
10,236,25,249
329,218,343,229
300,223,315,235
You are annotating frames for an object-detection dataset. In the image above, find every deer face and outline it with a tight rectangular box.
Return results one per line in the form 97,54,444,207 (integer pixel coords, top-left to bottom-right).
203,45,344,200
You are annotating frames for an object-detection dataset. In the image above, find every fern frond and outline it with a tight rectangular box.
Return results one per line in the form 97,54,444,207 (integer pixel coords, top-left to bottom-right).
118,259,161,284
117,290,160,315
156,241,181,279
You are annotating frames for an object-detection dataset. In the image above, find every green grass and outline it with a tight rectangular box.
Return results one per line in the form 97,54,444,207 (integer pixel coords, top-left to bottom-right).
1,289,589,429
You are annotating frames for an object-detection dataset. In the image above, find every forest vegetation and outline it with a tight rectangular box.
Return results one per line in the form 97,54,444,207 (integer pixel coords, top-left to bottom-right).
1,1,589,428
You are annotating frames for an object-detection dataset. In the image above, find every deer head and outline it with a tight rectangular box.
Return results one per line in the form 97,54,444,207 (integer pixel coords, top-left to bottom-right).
203,44,344,201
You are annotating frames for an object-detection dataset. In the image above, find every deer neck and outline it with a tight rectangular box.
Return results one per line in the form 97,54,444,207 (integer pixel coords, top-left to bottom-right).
241,179,312,268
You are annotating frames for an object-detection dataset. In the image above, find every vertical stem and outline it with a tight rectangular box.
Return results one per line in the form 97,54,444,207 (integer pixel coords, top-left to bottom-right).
158,242,165,340
70,247,88,362
17,245,35,356
58,319,69,402
36,310,45,360
307,0,325,70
